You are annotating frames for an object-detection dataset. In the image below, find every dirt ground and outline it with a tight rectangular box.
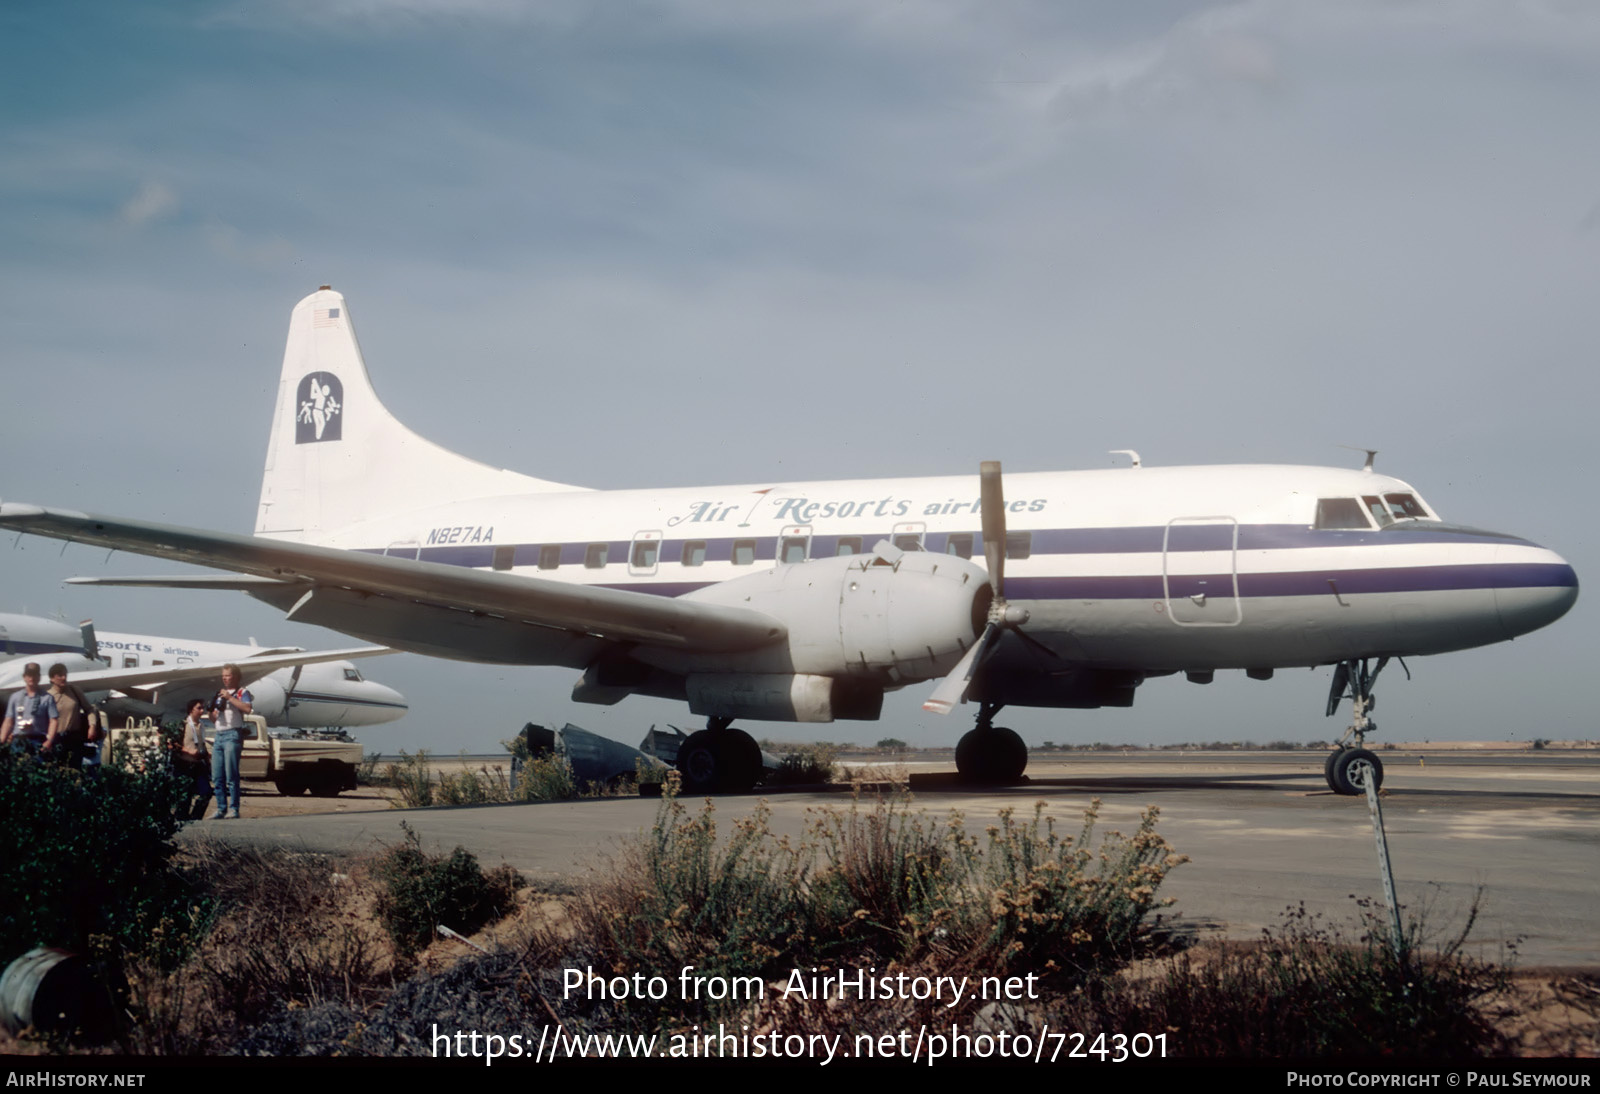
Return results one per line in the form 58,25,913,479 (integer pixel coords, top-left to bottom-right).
199,780,401,818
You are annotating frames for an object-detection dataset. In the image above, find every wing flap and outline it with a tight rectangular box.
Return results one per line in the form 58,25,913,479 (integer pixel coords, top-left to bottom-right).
1,503,786,653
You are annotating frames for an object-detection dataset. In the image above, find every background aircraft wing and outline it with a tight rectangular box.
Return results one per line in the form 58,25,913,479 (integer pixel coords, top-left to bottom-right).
26,646,392,697
0,503,786,654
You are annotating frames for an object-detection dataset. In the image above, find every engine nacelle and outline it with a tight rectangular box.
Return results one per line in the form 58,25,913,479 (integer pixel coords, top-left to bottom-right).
640,543,992,683
685,673,884,723
239,674,288,724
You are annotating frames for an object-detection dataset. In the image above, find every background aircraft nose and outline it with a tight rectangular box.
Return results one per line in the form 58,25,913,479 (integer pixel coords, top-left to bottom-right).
359,680,409,725
1494,544,1578,640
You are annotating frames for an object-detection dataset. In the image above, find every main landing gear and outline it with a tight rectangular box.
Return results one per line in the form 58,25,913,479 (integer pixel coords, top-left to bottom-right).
1322,656,1397,796
955,701,1028,785
676,716,763,794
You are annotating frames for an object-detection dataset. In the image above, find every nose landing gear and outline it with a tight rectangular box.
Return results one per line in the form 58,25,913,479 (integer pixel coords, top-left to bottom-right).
1322,656,1397,795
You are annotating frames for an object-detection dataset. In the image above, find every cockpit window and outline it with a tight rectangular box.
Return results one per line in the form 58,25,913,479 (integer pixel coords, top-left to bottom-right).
343,668,363,682
1315,498,1372,530
1363,492,1431,523
1385,493,1428,520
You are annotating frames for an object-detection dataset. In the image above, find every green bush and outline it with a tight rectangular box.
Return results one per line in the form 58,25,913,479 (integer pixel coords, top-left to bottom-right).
371,822,523,957
0,749,206,971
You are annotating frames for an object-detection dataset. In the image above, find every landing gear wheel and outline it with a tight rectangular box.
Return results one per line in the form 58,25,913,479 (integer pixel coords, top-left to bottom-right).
1323,748,1342,787
1327,747,1383,796
676,728,762,794
954,726,1028,785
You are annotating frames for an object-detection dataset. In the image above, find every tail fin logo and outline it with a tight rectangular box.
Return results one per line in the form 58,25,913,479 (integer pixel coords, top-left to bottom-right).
296,373,343,443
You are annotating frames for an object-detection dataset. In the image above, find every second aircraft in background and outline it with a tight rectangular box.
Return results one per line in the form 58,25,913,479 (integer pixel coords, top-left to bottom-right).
0,612,407,729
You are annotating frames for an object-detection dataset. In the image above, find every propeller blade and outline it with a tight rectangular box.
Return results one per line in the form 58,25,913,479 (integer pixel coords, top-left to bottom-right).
980,460,1006,599
922,621,1000,715
79,619,99,661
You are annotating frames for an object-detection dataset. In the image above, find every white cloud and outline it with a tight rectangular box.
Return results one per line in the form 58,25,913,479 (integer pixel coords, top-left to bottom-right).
118,181,178,228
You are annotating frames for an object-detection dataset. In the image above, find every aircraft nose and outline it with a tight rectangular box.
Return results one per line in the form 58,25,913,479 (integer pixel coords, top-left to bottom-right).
362,681,409,724
1494,543,1578,640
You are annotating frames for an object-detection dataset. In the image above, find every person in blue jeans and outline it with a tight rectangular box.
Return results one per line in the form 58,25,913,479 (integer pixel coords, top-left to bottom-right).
209,664,253,819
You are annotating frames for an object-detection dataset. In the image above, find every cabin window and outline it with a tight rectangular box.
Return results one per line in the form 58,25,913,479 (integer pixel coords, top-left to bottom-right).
835,536,862,557
492,545,515,571
152,659,165,666
732,539,757,566
1317,498,1372,530
631,541,659,569
945,533,974,560
1005,531,1032,560
893,533,923,552
538,545,561,570
584,543,609,569
780,537,808,564
682,541,707,567
123,655,138,668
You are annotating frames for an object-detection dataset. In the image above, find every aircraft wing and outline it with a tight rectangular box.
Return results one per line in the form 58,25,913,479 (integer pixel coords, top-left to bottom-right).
0,503,786,653
18,646,393,698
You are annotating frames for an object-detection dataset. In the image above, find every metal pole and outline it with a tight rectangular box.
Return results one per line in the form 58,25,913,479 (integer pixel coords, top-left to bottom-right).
1364,769,1405,958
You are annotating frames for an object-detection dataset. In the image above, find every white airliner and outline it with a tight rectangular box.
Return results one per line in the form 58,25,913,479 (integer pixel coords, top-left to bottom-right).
0,288,1576,793
0,612,407,729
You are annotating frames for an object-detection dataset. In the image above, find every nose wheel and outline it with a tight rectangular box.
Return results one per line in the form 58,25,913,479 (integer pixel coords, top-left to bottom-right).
954,702,1029,784
676,716,763,794
1322,657,1397,795
1325,746,1384,796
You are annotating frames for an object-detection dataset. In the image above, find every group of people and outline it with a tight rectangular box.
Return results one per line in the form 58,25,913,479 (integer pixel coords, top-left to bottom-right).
0,662,99,765
3,660,253,821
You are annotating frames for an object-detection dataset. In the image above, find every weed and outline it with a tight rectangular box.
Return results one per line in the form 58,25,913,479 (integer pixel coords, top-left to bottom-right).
356,751,385,786
766,742,837,785
517,752,577,802
385,750,434,808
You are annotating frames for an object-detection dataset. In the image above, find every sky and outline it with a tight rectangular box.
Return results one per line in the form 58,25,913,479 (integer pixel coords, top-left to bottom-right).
1,0,1595,756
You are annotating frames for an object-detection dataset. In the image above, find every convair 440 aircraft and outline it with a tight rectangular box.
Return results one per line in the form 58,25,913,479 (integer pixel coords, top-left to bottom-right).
0,612,407,729
0,288,1577,793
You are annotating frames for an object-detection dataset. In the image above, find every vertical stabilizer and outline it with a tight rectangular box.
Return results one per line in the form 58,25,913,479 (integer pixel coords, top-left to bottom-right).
256,288,583,542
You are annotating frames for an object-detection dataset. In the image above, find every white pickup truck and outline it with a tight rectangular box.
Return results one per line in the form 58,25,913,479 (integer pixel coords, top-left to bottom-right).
110,714,364,797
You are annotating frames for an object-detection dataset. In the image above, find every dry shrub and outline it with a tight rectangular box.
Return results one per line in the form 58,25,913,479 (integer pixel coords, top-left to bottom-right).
534,782,1185,1032
1047,901,1513,1059
124,839,389,1053
385,749,434,807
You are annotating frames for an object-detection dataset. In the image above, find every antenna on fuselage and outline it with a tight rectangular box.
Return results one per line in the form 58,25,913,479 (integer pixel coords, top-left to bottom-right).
1337,445,1378,472
1108,449,1142,468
